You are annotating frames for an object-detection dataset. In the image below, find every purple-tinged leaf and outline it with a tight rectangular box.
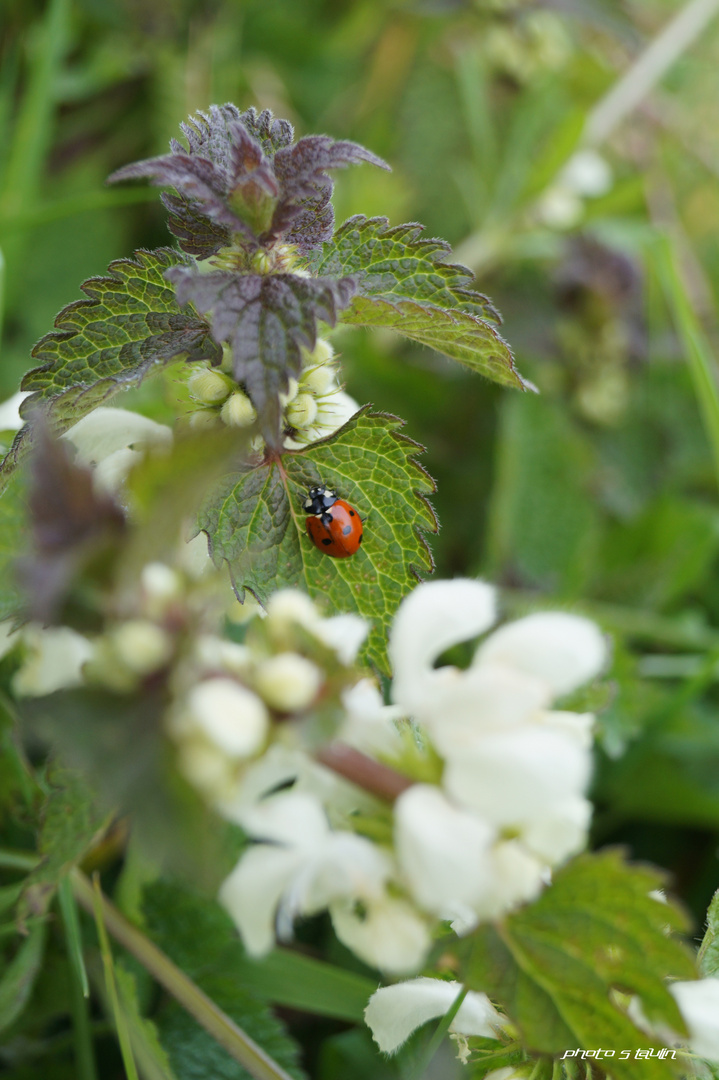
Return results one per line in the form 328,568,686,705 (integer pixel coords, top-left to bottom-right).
166,264,356,444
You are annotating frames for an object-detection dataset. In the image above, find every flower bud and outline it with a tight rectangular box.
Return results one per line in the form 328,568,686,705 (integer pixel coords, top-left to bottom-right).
141,562,183,617
302,364,338,396
265,590,318,642
187,367,234,405
278,378,299,408
188,409,222,431
221,391,257,428
176,739,235,796
309,339,335,366
285,393,318,429
254,652,322,712
111,619,174,675
186,677,269,758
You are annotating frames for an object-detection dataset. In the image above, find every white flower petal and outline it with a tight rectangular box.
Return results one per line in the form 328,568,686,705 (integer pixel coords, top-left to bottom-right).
313,613,368,664
365,977,503,1054
330,894,431,975
239,790,330,848
219,845,303,956
670,978,719,1062
92,447,143,495
283,391,359,448
478,840,546,920
390,580,497,713
475,612,606,697
63,407,172,465
394,785,495,923
0,620,20,661
519,797,592,864
12,626,93,697
538,709,594,749
422,665,550,754
442,726,591,828
0,391,31,431
284,832,391,918
339,679,404,758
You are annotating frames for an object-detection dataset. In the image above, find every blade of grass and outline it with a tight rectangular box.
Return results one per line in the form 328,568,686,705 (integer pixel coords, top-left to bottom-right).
654,233,719,494
71,869,296,1080
411,985,468,1079
89,872,139,1080
90,873,140,1080
0,0,70,303
59,877,97,1080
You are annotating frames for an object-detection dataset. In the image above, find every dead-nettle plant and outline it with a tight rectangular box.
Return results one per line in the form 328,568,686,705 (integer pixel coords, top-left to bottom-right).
1,105,718,1080
2,103,530,668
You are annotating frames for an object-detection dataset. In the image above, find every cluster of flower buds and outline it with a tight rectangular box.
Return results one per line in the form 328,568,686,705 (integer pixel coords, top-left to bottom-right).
184,336,358,451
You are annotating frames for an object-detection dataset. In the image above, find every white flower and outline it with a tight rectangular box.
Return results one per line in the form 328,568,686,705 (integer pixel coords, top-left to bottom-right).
110,619,174,675
283,390,359,449
364,977,504,1054
388,580,604,870
63,407,172,495
394,786,544,930
12,626,94,697
670,978,719,1062
180,678,269,758
329,893,431,975
219,791,393,957
339,679,404,758
265,589,367,664
0,391,31,431
254,653,322,712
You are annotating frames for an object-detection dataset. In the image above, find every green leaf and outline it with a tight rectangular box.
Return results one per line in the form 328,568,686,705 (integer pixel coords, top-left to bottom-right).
18,765,108,920
699,888,719,977
463,850,696,1078
0,248,219,482
198,407,436,671
141,883,305,1080
0,921,47,1034
142,881,377,1023
312,215,529,391
0,466,26,619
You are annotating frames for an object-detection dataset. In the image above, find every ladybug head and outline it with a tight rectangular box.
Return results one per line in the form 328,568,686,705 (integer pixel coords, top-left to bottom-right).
304,485,338,515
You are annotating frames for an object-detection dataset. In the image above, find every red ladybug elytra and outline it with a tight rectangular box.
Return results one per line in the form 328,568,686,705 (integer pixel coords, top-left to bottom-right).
304,485,363,558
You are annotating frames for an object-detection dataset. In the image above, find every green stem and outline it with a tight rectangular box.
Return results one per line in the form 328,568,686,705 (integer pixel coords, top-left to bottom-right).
71,869,295,1080
412,985,468,1079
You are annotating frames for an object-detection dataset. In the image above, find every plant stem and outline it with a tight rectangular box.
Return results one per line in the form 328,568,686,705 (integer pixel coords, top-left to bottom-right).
317,742,413,801
0,848,38,872
58,876,97,1080
71,869,295,1080
412,985,468,1079
584,0,719,145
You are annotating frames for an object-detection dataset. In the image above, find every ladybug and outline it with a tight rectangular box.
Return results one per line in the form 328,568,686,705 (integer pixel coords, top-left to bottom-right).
304,485,363,558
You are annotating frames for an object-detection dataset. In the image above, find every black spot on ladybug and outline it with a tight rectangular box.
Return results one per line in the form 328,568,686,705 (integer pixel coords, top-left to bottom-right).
358,533,363,544
342,525,352,535
349,510,355,516
322,538,332,546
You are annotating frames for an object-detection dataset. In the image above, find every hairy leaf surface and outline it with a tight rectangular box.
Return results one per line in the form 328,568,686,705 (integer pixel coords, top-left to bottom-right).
198,408,436,671
143,881,377,1022
19,767,108,921
464,850,695,1077
142,883,305,1080
313,216,529,390
20,248,219,431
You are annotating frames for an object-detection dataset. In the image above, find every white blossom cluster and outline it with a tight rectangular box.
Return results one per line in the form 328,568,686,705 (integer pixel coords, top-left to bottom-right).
184,336,359,451
214,578,608,976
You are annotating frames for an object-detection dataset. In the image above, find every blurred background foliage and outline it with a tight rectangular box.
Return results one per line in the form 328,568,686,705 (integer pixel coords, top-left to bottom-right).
5,0,719,1071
